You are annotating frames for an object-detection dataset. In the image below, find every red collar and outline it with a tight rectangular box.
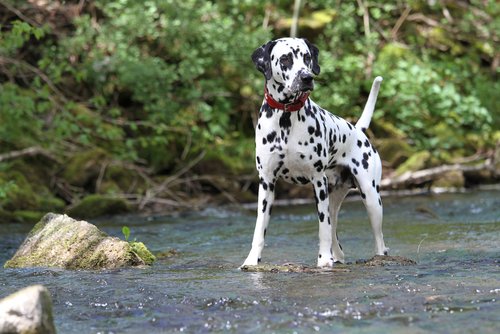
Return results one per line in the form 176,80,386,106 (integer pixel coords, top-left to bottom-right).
264,87,309,112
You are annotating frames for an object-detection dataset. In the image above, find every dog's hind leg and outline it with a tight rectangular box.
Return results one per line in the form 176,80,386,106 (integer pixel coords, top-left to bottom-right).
242,180,275,267
356,176,389,256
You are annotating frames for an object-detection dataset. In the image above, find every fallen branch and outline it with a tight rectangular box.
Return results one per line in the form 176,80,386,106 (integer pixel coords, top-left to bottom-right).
381,159,495,189
0,146,59,163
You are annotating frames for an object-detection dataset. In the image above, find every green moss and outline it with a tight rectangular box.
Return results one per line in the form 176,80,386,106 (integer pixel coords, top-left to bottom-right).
67,194,130,219
101,165,147,195
395,151,432,176
0,171,38,210
130,241,156,265
13,210,45,223
376,139,414,168
378,42,415,64
63,148,109,187
0,162,65,213
432,170,465,189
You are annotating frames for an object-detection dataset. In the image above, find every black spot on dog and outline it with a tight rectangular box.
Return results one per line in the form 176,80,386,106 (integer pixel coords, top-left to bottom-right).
319,189,326,201
267,131,276,143
314,160,324,172
316,143,323,156
357,140,362,148
308,126,315,135
319,212,325,222
362,153,369,169
296,176,309,184
262,199,268,213
342,134,346,143
351,158,360,167
260,178,268,190
279,112,292,129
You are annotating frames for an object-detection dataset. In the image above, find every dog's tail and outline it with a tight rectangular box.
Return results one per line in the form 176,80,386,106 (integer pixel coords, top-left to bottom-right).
356,76,383,131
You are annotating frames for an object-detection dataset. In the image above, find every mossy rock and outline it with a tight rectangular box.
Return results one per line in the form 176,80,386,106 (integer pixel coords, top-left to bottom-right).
0,161,65,213
241,256,416,273
67,194,129,219
395,151,432,176
63,148,109,187
356,255,417,266
100,164,147,195
4,213,155,270
376,138,415,167
130,242,156,265
0,171,38,211
432,170,465,189
12,210,46,224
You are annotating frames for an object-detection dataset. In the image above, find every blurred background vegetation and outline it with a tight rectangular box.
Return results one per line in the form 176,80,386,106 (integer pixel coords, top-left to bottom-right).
0,0,498,221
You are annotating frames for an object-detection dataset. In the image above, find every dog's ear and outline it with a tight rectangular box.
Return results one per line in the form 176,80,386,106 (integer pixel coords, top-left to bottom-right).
251,40,276,80
304,39,320,75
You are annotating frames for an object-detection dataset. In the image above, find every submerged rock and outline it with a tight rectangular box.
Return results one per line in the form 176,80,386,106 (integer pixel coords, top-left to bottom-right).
67,194,129,219
4,213,155,270
0,285,56,334
241,263,350,273
357,255,417,266
241,256,416,273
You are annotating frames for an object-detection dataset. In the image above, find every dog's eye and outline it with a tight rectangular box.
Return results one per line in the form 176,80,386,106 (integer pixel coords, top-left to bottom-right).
303,53,311,66
280,54,293,69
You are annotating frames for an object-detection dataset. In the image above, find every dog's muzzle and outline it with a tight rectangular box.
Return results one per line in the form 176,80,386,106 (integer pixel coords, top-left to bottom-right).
295,70,314,92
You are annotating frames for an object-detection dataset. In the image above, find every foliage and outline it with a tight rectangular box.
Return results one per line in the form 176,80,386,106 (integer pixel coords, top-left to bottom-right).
122,226,131,242
0,0,498,214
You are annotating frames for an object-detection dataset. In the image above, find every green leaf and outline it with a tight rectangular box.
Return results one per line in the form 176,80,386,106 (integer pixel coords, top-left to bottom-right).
122,226,131,242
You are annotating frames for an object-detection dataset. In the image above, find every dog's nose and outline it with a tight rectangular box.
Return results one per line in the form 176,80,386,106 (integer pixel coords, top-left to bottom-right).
300,72,314,83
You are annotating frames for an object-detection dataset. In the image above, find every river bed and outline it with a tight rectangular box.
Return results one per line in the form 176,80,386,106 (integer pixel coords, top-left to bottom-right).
1,190,499,333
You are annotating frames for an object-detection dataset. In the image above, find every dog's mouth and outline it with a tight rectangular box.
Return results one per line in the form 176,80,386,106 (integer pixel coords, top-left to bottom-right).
299,81,314,92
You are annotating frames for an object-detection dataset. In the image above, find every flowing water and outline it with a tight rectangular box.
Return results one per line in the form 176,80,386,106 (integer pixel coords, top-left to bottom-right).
1,190,499,333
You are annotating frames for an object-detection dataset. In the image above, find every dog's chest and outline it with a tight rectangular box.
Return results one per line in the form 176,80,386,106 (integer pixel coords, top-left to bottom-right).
256,101,352,183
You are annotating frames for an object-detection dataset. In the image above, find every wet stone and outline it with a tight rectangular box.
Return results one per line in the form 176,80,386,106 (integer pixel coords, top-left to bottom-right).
356,255,417,266
242,256,416,273
241,263,351,273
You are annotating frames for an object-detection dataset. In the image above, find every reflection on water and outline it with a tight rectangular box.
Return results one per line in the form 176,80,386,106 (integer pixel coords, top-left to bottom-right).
0,190,499,333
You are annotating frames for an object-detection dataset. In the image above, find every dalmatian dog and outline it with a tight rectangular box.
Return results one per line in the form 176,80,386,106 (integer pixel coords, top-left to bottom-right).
242,37,389,268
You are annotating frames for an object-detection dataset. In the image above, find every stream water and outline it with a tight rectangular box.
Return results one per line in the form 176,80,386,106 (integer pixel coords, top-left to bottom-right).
1,190,499,333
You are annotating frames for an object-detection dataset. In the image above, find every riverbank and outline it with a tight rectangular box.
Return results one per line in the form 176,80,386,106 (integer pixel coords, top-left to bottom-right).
0,142,498,223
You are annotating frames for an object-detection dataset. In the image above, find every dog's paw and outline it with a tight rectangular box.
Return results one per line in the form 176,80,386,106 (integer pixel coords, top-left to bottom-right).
376,247,390,256
241,255,261,268
317,256,334,268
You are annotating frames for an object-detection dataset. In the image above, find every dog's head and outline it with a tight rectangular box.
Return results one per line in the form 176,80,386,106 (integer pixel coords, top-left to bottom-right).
252,38,320,98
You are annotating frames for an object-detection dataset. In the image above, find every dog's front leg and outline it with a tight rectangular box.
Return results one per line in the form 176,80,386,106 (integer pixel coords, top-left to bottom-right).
242,180,275,267
314,176,334,267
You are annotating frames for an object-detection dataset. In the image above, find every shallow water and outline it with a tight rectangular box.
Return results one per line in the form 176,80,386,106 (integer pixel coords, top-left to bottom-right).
1,190,499,333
